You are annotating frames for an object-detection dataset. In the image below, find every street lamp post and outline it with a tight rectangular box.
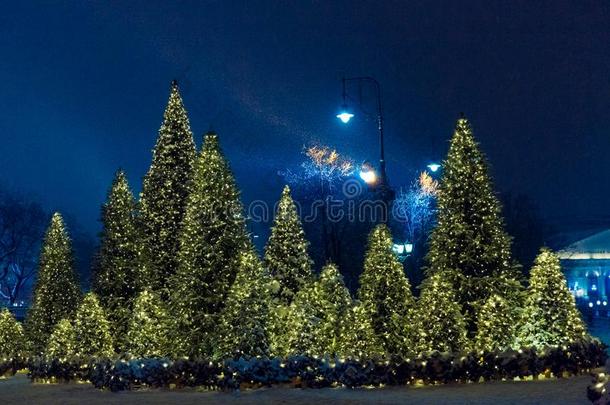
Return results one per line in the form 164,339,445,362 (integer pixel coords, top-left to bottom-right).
336,76,394,219
337,77,388,185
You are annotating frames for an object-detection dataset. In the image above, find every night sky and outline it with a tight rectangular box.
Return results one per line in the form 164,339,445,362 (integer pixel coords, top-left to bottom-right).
1,1,609,236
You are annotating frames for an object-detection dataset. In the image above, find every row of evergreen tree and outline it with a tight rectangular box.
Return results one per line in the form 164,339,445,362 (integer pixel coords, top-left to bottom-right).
0,83,588,362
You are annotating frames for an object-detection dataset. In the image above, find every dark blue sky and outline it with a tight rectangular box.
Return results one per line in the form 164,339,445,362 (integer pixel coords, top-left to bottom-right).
1,1,609,235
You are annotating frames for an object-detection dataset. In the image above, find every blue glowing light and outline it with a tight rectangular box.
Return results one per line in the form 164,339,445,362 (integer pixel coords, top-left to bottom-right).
337,111,354,124
393,242,414,256
427,163,441,173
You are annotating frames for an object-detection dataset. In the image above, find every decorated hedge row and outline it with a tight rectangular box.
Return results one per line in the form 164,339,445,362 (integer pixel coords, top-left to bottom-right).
20,338,607,392
0,358,27,377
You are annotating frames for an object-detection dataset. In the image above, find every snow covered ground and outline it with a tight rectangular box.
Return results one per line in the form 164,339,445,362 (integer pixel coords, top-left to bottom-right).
0,372,596,404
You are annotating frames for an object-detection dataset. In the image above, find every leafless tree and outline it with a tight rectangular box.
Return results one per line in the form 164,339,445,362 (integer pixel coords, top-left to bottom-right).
0,190,47,306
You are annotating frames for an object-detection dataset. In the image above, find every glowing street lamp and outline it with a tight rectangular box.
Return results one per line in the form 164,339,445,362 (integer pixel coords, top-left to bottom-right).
427,163,441,173
335,76,388,186
359,162,377,185
392,241,414,262
336,105,354,124
360,168,377,184
335,75,394,223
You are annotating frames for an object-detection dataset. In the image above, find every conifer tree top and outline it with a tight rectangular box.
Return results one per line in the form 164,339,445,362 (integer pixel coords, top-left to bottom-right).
362,224,410,284
319,262,342,283
263,184,312,304
144,80,196,179
49,212,67,235
202,132,221,150
139,81,196,293
426,117,517,310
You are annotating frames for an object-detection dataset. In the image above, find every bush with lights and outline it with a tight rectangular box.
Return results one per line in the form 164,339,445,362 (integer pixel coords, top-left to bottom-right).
93,170,140,353
214,250,272,360
425,116,522,331
339,301,383,359
416,273,468,354
358,224,415,356
46,318,76,358
516,248,588,349
474,294,517,352
170,132,251,357
139,81,196,295
0,308,25,362
73,292,114,358
126,290,172,358
277,263,353,357
25,213,82,355
25,338,606,390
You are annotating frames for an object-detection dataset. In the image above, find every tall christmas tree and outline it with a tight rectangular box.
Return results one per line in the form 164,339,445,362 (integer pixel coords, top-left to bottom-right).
264,185,313,304
170,132,251,357
280,263,352,357
0,309,25,359
46,319,76,359
139,80,196,295
357,224,415,356
126,290,172,358
474,294,516,352
73,292,114,358
25,213,81,354
416,273,468,354
426,116,520,330
214,251,271,360
516,248,587,349
93,170,140,353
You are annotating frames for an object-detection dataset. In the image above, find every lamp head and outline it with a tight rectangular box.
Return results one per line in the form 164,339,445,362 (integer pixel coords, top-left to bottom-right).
359,162,377,184
336,104,354,123
427,163,441,173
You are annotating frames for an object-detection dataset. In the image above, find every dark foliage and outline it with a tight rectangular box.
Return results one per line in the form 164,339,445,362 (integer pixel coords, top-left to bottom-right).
19,338,607,392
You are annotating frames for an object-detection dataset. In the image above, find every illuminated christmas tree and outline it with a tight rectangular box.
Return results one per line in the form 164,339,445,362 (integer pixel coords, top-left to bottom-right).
516,248,587,349
93,170,140,353
214,251,271,359
474,294,516,352
171,133,250,357
139,81,196,295
0,309,25,359
126,290,171,358
46,318,76,358
426,116,520,330
264,185,313,304
416,273,468,354
267,304,292,357
280,263,351,356
73,293,114,358
357,224,415,356
338,301,383,359
25,213,81,354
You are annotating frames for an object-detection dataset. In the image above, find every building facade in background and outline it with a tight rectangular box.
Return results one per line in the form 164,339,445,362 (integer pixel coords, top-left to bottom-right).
558,229,610,317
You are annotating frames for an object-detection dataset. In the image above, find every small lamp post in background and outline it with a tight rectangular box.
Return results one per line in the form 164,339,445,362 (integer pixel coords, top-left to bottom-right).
336,76,394,220
392,241,414,262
